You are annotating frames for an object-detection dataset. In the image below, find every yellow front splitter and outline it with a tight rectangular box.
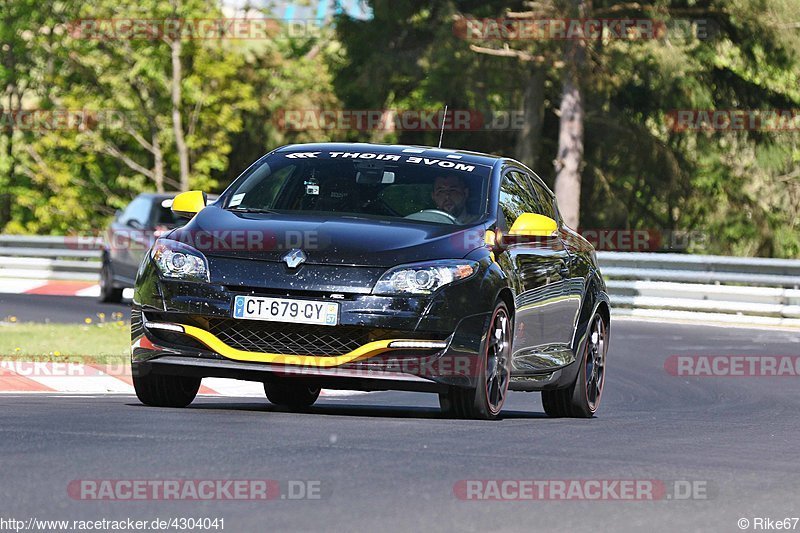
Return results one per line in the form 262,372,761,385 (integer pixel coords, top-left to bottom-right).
176,324,434,368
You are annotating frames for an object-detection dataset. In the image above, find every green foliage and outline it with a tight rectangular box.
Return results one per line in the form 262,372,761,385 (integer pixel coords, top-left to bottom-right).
1,0,798,257
332,0,800,258
0,0,340,232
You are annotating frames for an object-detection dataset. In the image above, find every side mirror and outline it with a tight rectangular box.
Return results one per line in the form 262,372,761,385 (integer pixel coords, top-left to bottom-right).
171,191,207,218
508,213,558,237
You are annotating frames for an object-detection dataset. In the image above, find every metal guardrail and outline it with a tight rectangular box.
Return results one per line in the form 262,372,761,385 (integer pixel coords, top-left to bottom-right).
1,236,799,325
596,251,800,326
0,235,102,281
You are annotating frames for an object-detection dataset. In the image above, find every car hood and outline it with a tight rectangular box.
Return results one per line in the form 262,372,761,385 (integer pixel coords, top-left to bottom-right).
167,206,486,267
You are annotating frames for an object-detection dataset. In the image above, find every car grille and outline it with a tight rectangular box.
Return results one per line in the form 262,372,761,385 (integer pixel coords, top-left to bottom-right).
205,318,383,356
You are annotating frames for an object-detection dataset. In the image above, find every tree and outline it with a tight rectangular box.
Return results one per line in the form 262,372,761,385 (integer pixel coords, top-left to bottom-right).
332,0,800,257
0,0,66,229
552,0,587,229
1,0,341,233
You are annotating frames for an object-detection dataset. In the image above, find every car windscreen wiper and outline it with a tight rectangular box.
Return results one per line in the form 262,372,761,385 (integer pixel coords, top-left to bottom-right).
225,207,278,214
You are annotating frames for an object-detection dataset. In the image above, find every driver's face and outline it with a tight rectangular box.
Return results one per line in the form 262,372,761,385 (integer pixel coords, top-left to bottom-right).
432,176,469,217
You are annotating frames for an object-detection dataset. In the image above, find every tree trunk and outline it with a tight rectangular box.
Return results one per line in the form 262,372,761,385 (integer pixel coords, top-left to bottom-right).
553,0,587,230
514,66,546,171
170,37,190,191
0,130,14,230
553,75,584,229
1,88,20,231
152,131,164,193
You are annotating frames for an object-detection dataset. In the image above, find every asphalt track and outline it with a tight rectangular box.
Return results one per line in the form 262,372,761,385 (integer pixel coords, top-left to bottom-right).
0,315,798,532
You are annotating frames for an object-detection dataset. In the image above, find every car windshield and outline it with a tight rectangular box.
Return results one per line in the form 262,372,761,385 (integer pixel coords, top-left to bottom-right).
223,150,492,225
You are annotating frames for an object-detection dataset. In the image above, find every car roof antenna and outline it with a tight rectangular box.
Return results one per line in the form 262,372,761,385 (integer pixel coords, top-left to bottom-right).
438,105,448,149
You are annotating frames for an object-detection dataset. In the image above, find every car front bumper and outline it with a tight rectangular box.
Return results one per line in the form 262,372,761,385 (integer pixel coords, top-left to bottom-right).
131,258,495,391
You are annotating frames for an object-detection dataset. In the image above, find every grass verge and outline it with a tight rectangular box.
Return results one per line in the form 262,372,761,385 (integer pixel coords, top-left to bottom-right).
0,322,129,361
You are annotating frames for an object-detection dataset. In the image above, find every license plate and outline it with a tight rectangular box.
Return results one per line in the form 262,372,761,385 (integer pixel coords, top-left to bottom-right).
232,295,339,326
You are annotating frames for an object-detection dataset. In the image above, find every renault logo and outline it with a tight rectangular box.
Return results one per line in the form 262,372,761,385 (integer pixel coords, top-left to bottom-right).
282,248,307,269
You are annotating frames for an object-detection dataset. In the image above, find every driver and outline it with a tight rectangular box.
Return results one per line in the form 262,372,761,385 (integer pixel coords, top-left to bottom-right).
431,175,477,224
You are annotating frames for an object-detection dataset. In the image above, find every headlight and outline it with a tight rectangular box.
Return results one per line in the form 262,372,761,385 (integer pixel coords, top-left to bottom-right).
373,260,479,295
150,239,209,282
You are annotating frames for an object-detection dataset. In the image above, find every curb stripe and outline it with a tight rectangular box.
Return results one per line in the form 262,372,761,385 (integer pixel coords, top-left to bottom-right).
24,281,97,295
0,367,55,392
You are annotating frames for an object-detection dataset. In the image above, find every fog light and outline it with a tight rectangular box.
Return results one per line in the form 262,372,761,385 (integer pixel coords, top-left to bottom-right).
388,341,448,349
144,322,185,333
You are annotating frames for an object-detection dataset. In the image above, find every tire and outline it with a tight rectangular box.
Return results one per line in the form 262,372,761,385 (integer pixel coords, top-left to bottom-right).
542,311,608,418
99,260,124,303
133,372,201,408
264,381,321,409
439,301,512,420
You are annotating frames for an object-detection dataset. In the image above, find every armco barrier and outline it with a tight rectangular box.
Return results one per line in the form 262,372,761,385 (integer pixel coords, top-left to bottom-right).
597,251,800,326
0,235,102,281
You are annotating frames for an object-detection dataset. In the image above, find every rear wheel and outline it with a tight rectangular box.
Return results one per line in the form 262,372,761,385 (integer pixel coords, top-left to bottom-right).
542,312,608,418
99,260,124,303
264,382,321,409
439,301,511,420
133,372,201,408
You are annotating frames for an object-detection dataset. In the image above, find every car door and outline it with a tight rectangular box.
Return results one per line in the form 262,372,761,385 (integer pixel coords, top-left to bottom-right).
496,169,582,374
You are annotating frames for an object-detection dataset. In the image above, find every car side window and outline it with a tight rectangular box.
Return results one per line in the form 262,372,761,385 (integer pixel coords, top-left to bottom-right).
524,173,557,221
498,171,528,230
118,198,151,229
500,170,556,229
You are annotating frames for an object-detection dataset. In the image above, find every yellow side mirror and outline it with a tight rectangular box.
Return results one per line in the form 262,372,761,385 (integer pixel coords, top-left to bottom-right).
508,213,558,237
171,191,207,218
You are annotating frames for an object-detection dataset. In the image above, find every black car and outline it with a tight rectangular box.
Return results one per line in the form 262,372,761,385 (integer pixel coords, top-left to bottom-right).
131,143,610,419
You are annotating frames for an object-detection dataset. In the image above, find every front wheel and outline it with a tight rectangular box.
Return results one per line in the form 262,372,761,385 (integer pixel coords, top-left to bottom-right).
264,382,321,409
99,260,124,303
133,372,201,408
542,312,608,418
439,301,512,420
